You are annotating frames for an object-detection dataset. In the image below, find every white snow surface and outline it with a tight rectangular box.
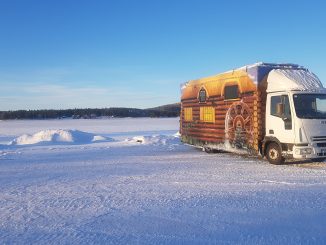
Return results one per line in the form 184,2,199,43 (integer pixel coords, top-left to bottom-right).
267,69,324,92
0,118,326,244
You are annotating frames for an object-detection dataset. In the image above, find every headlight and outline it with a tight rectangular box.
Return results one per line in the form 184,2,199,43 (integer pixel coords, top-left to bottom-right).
295,148,312,155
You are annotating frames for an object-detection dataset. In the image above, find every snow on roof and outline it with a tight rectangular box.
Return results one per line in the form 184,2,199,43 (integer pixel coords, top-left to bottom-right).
267,69,325,93
181,62,304,89
236,62,302,71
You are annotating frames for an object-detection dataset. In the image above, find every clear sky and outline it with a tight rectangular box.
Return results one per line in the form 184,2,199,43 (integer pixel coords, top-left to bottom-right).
1,0,326,110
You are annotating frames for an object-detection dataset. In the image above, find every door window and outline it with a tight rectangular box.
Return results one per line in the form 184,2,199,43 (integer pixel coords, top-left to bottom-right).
270,95,292,130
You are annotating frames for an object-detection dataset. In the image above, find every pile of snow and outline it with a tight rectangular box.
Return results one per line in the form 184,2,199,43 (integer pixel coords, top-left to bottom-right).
126,132,180,145
9,129,112,146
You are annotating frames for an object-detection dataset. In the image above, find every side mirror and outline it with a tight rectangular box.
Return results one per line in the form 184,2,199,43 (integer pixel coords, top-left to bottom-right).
276,103,284,116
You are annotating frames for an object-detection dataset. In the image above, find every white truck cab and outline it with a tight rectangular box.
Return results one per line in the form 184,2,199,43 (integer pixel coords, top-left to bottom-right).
264,68,326,164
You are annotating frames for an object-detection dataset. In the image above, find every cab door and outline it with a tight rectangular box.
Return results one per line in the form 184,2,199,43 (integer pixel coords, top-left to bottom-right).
266,93,295,143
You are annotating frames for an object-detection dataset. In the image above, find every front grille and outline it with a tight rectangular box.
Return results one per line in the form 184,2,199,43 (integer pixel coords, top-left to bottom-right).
312,136,326,142
317,143,326,147
317,152,326,156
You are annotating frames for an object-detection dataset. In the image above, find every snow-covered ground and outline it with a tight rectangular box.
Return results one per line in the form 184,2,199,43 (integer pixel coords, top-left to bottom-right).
0,118,326,244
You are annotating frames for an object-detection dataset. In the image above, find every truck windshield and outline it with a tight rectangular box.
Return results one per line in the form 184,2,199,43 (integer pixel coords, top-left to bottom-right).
293,94,326,119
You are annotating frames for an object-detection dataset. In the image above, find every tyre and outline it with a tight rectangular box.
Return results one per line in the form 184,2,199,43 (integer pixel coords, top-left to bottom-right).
266,142,284,165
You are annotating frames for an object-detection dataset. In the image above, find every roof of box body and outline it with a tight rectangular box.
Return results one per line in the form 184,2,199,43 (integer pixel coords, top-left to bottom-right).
180,69,256,100
181,63,325,100
235,62,306,86
220,62,325,93
181,62,304,88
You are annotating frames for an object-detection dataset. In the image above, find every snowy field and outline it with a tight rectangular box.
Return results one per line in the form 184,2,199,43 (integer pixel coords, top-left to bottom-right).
1,118,326,244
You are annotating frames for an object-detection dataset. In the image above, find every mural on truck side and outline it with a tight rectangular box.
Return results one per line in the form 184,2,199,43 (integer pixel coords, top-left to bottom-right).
225,101,254,149
180,67,258,153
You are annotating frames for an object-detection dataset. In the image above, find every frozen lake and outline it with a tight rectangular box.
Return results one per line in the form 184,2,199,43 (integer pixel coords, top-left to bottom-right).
0,118,326,244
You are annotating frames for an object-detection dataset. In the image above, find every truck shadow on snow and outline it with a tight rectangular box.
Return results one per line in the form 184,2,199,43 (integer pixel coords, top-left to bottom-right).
199,147,326,167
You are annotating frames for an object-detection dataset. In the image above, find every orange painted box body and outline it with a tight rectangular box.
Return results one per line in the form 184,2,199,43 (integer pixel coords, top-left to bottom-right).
180,63,305,155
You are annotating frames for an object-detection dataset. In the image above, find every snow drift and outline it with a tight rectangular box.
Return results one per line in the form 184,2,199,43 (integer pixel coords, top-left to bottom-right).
126,132,180,145
9,129,113,145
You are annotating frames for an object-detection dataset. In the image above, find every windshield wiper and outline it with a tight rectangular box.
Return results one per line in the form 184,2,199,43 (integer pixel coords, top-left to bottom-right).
300,115,316,119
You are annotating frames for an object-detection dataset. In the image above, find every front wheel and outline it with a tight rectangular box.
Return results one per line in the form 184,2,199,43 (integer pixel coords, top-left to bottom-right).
266,142,284,165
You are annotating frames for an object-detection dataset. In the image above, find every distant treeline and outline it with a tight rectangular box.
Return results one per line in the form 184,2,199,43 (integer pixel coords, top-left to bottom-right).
0,103,181,120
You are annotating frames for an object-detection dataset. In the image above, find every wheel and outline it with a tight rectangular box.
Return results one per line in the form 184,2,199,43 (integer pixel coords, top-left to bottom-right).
266,142,284,165
225,101,253,148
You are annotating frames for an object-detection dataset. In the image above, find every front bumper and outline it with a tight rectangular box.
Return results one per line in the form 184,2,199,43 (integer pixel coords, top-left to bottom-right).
292,145,326,159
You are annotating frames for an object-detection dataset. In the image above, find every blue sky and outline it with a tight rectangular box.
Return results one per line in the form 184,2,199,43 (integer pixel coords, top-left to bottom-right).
0,0,326,110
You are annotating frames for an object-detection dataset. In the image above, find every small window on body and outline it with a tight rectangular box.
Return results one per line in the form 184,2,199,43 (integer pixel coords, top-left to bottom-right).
224,85,239,100
199,88,207,102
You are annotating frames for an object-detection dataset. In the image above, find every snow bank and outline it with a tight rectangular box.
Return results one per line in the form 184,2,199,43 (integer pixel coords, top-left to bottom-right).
9,129,113,145
126,133,180,145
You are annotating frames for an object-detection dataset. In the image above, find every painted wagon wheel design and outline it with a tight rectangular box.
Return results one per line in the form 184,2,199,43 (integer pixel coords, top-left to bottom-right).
225,101,253,147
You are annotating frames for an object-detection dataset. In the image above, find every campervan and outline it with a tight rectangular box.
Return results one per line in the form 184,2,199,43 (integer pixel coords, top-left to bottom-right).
180,63,326,164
